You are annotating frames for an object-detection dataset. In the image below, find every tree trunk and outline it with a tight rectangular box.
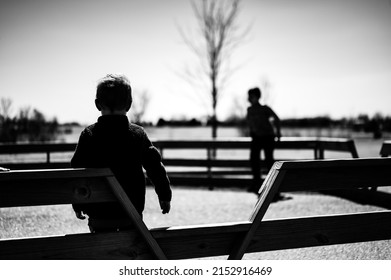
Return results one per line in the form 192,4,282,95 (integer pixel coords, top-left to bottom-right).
211,82,218,139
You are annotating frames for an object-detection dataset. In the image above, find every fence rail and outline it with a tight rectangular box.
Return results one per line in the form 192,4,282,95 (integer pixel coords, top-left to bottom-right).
0,137,359,187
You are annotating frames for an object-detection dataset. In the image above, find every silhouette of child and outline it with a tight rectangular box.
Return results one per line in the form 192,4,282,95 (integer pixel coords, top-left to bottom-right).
71,74,172,232
247,87,281,193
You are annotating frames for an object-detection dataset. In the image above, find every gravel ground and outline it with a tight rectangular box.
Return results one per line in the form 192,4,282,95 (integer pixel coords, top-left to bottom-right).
2,185,390,260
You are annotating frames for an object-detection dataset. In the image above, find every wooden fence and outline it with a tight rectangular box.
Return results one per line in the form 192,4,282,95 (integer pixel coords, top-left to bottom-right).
1,156,391,259
0,137,359,187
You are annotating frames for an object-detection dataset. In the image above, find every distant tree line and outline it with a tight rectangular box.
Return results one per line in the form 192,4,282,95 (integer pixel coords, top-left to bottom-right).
155,114,391,138
156,118,202,127
0,98,59,143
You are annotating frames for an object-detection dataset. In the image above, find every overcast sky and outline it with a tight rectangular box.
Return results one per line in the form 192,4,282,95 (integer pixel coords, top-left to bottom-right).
1,0,391,124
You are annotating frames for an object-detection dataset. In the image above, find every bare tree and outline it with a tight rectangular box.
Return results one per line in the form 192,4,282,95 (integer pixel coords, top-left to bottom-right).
129,90,151,125
179,0,249,138
259,76,275,106
0,97,13,121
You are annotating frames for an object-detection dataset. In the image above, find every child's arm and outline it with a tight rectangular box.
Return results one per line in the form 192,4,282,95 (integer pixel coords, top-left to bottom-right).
269,107,282,140
141,134,172,214
71,130,92,167
70,130,92,219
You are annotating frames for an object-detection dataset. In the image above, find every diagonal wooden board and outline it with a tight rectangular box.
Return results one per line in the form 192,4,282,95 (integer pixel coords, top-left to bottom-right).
105,176,167,259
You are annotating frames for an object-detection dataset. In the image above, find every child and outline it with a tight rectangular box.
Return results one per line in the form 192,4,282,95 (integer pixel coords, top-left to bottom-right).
247,87,281,193
71,74,172,232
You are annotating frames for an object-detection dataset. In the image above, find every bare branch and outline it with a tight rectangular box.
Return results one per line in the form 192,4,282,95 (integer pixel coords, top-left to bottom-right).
177,0,250,137
129,90,151,124
0,98,13,120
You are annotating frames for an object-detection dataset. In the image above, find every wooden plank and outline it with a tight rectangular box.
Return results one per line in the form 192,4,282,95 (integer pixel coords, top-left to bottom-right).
318,139,359,158
0,231,153,260
2,211,390,259
380,141,391,157
0,138,358,174
155,138,317,150
167,170,251,176
246,211,391,254
168,176,253,187
0,168,113,181
279,166,391,192
0,177,116,207
0,143,76,154
154,137,354,150
105,177,167,260
162,158,251,167
227,167,286,259
278,157,391,170
318,140,352,152
1,162,72,170
161,211,391,259
0,169,117,207
275,158,391,192
0,138,357,155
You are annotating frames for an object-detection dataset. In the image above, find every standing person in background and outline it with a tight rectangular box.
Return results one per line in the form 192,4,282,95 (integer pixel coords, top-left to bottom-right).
247,87,281,197
71,74,172,232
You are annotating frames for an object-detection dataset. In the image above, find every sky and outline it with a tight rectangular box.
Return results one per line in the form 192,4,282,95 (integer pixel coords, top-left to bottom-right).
1,0,391,124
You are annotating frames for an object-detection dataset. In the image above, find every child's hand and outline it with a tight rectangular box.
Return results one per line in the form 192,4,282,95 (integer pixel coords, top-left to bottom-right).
159,200,171,214
75,210,86,220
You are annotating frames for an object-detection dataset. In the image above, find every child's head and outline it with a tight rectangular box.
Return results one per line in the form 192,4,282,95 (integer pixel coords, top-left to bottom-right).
95,74,132,113
248,87,261,104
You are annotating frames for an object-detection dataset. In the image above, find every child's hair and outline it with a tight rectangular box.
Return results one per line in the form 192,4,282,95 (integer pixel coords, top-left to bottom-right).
248,87,261,99
96,74,132,111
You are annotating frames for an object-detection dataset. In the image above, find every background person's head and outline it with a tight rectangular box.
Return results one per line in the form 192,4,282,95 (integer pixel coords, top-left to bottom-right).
248,87,261,105
95,74,132,114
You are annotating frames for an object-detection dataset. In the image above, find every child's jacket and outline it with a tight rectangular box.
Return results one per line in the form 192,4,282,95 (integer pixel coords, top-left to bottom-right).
71,115,172,218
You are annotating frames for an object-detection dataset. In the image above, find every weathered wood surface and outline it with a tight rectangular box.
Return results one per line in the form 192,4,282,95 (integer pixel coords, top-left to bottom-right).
1,211,391,259
0,168,116,207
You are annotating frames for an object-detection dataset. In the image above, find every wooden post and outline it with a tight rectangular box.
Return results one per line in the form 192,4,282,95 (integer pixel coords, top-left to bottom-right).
228,163,286,259
207,147,213,190
348,140,359,158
